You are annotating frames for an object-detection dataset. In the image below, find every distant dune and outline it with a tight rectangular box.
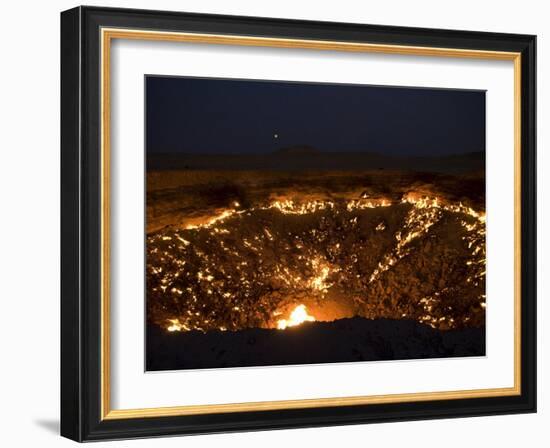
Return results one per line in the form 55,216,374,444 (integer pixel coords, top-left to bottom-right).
147,149,485,175
272,144,321,156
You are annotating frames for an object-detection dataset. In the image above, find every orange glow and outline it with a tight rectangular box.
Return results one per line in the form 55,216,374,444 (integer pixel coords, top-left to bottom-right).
153,193,485,333
277,304,316,330
166,318,190,332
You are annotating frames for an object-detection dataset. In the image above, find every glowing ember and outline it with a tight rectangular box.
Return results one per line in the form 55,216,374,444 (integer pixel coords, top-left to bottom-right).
147,194,486,333
277,304,316,330
166,318,190,332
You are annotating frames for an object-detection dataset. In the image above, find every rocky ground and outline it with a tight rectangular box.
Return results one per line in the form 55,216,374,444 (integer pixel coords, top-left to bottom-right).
146,169,484,233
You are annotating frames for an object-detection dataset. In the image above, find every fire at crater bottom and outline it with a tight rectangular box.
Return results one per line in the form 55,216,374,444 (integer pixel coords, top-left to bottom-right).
146,194,486,334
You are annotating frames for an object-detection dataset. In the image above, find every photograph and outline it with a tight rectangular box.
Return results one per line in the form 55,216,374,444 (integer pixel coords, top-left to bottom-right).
145,76,487,371
56,5,537,442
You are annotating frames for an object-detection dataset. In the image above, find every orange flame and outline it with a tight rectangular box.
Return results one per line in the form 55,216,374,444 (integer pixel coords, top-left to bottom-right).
277,304,315,330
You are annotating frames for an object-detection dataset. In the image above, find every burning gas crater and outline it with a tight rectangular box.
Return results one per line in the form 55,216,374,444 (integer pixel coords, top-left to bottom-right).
276,304,316,330
147,193,486,333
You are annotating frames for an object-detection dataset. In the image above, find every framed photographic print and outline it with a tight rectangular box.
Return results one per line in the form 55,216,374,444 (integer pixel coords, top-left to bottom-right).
60,6,536,441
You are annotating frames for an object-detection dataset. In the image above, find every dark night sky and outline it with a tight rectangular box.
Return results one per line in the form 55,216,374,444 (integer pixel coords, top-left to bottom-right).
146,76,485,157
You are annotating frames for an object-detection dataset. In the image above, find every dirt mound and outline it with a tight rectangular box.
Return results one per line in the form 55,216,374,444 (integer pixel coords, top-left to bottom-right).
147,318,485,370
